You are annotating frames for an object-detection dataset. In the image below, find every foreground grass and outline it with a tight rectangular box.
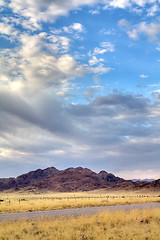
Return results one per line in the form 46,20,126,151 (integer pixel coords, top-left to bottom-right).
0,208,160,240
0,191,160,214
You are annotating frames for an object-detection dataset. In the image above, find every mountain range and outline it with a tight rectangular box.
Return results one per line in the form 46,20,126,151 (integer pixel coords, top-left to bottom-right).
132,179,155,182
0,167,159,192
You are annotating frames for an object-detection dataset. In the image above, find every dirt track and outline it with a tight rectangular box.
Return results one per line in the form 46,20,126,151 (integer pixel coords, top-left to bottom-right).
0,202,160,221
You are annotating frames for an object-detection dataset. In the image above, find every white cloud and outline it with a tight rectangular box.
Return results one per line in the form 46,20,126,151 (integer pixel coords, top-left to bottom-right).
0,22,18,37
140,74,148,78
0,33,89,94
56,55,80,74
127,29,139,40
89,56,104,66
2,16,39,31
56,91,66,97
71,23,85,32
118,19,130,28
8,0,102,29
105,0,155,9
93,42,115,55
48,35,70,52
137,22,160,42
0,0,6,11
0,49,22,85
119,19,160,43
147,83,160,87
0,0,5,5
4,0,158,30
0,30,112,94
101,42,115,51
63,23,85,33
63,22,85,40
93,48,107,55
103,0,157,18
152,89,160,93
133,0,155,7
119,19,134,39
109,0,131,9
99,28,116,35
87,42,114,75
147,4,159,16
89,9,100,14
91,64,111,74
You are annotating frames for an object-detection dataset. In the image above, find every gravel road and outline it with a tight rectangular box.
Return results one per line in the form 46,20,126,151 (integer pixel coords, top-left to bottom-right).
0,202,160,221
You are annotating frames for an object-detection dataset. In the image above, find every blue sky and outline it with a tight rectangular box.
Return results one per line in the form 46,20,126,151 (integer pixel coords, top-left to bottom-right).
0,0,160,179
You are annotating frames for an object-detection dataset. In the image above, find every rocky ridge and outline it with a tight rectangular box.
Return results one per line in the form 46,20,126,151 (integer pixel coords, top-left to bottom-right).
0,167,159,192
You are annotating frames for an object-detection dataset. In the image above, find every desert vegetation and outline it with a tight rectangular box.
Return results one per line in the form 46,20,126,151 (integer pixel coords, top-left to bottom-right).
0,208,160,240
0,191,160,214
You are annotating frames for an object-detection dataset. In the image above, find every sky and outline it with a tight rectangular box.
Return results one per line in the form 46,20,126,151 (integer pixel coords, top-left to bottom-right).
0,0,160,179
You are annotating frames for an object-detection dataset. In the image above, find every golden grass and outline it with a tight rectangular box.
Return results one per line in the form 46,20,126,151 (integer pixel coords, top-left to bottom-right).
0,191,160,214
0,208,160,240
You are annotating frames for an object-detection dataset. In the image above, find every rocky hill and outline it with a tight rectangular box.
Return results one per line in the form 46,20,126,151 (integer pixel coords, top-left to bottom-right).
0,167,159,192
0,167,124,192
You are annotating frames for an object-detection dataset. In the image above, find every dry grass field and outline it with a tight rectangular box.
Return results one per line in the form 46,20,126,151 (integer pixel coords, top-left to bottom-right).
0,208,160,240
0,190,160,214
